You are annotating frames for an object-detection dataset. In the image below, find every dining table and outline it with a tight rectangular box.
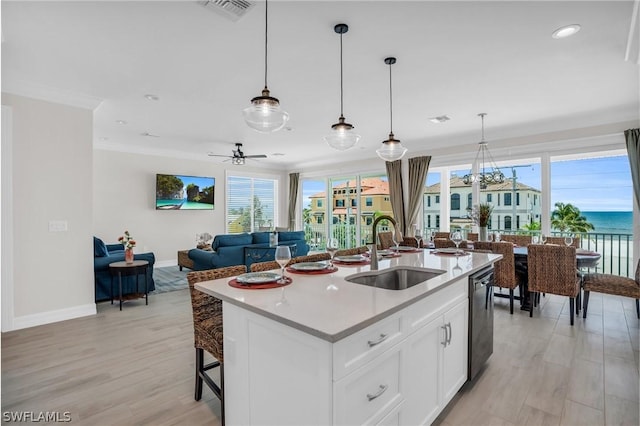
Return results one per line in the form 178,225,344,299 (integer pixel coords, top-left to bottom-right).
511,245,602,311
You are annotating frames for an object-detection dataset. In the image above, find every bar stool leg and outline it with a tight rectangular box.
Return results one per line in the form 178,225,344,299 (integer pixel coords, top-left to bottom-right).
119,272,123,311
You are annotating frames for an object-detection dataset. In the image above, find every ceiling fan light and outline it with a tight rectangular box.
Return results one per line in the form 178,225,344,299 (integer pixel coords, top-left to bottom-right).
324,116,360,151
232,156,245,165
376,134,407,161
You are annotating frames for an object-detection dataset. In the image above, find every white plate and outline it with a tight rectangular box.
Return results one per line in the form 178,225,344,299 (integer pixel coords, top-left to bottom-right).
393,246,416,251
236,272,281,284
290,262,329,271
334,255,366,263
377,249,393,256
435,248,462,254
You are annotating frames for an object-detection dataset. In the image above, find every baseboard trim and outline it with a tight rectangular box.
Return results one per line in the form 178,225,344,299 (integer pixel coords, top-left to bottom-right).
10,303,97,331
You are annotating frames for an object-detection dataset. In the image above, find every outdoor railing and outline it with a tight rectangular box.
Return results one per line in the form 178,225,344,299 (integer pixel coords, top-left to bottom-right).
305,224,634,278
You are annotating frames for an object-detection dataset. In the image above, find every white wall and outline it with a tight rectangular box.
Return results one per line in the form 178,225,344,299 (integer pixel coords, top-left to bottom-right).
93,150,288,266
1,93,95,330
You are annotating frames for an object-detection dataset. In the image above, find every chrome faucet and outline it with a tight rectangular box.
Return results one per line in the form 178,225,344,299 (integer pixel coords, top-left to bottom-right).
370,215,397,270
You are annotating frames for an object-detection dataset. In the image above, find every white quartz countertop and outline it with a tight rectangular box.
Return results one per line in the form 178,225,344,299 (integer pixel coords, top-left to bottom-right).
195,249,501,342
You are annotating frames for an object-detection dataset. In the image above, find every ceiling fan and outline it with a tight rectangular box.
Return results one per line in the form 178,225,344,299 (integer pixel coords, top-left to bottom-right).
207,143,267,165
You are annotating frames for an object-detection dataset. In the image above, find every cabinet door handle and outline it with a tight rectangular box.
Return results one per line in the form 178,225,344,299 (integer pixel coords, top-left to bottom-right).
446,322,452,345
367,333,388,347
441,325,448,346
366,384,388,401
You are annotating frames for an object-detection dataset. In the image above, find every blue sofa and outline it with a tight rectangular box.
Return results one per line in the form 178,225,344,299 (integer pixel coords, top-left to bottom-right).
188,231,309,271
93,237,156,302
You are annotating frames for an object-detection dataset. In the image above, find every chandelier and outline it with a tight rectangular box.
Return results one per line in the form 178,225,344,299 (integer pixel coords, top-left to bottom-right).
242,0,289,133
462,113,504,188
376,57,407,161
324,23,360,151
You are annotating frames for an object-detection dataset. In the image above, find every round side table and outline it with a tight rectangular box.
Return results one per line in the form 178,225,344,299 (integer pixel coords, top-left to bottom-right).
108,260,150,311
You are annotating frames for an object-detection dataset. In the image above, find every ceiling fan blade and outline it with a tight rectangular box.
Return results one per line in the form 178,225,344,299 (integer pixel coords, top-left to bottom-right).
207,153,232,157
244,154,268,159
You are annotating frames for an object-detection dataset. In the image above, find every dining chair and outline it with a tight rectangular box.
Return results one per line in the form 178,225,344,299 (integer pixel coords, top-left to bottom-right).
434,232,450,239
545,236,580,248
250,260,281,272
291,252,331,264
335,246,369,257
433,239,469,249
377,231,394,249
582,259,640,319
527,244,580,325
472,241,492,251
467,232,479,241
187,265,247,425
500,234,531,247
490,241,519,314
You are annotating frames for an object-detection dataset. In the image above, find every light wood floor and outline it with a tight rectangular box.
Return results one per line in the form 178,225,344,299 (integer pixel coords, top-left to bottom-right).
2,289,638,425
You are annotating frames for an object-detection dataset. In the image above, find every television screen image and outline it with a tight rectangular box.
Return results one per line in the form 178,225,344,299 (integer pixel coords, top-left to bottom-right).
156,174,215,210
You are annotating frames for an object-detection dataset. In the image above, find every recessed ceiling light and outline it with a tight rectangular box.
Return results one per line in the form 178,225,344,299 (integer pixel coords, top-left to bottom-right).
141,132,159,137
272,153,285,156
429,115,450,124
552,24,581,39
144,94,159,101
116,120,127,125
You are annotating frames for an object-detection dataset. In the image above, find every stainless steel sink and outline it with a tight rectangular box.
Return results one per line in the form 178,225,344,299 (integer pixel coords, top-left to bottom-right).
345,267,446,290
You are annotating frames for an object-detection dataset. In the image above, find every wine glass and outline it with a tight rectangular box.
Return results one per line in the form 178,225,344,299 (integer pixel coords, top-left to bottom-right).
540,233,547,244
392,227,403,251
326,238,339,267
450,230,464,254
274,245,291,284
494,231,501,242
564,233,574,247
413,225,423,249
531,235,540,244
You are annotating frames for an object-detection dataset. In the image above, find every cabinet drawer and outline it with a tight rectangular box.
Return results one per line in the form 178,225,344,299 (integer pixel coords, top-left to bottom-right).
334,346,403,426
333,313,403,379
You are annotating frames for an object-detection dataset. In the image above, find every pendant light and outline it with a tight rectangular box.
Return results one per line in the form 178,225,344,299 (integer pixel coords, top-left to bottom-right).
242,0,289,133
462,113,505,189
324,23,360,151
376,57,407,161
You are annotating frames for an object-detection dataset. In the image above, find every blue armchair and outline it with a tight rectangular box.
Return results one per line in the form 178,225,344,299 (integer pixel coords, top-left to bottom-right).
93,237,155,302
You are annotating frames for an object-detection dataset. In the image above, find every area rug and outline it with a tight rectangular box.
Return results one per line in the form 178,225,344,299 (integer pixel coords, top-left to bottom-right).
152,265,189,293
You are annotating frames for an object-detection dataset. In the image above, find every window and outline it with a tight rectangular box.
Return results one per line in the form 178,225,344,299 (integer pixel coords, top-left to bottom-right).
504,193,512,206
436,215,440,228
351,199,357,207
427,196,431,207
487,193,492,202
467,193,472,210
451,193,460,210
336,199,345,208
365,197,373,207
435,195,440,203
317,199,323,208
516,192,520,206
226,175,277,233
505,215,512,230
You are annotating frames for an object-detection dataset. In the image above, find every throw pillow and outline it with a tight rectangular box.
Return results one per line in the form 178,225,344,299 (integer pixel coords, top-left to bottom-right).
94,237,109,257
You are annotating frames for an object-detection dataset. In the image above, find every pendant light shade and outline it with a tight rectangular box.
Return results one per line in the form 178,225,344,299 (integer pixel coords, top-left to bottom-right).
324,23,360,151
377,57,407,161
243,0,289,133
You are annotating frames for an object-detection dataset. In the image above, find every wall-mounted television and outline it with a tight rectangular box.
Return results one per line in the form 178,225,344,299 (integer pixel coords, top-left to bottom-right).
156,174,215,210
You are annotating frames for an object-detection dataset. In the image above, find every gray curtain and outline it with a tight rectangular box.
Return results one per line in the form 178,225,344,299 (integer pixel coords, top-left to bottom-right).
288,172,299,230
385,160,405,234
406,156,431,236
625,128,640,209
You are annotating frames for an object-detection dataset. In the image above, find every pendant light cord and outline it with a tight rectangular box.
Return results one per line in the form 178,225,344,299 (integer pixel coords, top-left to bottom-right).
339,31,344,117
388,61,394,134
264,0,269,89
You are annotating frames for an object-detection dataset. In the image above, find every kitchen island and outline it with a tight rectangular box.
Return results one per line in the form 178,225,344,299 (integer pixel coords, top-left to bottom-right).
196,249,501,426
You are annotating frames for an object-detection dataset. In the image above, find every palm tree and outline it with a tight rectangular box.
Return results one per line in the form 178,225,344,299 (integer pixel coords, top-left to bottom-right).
550,202,594,233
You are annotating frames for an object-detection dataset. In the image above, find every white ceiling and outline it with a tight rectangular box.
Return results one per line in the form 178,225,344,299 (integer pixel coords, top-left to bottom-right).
2,1,638,170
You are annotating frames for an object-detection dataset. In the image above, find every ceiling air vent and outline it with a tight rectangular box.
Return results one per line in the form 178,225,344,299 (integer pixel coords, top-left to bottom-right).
198,0,254,22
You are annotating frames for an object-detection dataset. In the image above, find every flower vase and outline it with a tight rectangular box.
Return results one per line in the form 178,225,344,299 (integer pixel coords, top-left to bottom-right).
125,248,134,264
479,226,488,242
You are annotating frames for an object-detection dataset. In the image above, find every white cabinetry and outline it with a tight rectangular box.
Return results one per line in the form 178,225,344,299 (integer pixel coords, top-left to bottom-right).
223,277,468,426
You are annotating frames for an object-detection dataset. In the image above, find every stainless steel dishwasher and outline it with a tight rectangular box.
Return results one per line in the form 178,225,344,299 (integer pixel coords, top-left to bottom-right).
468,266,494,381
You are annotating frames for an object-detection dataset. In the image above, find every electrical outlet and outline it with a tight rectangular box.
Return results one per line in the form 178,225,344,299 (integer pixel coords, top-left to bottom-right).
48,220,68,232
